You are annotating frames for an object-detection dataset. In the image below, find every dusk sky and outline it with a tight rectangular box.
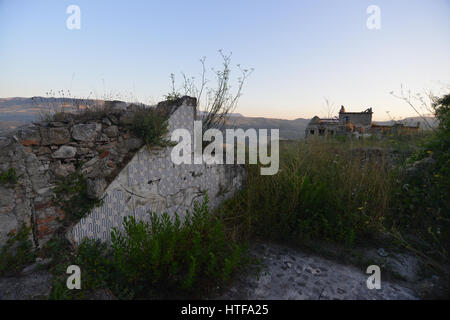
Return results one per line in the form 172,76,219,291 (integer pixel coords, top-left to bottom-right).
0,0,449,120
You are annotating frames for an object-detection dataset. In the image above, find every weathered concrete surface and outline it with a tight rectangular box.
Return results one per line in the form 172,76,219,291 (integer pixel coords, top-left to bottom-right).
0,270,52,300
218,242,418,300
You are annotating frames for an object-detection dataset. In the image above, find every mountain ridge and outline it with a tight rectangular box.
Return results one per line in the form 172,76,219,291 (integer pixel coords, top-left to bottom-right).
0,97,436,139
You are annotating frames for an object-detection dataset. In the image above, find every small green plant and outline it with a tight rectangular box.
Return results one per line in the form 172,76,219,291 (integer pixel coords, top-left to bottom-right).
109,195,248,298
127,107,175,149
0,224,35,276
56,196,251,299
163,73,182,102
216,183,229,197
40,236,72,267
44,172,104,299
168,52,253,132
54,172,103,222
0,168,19,186
44,236,87,300
389,93,450,268
48,279,73,300
46,236,114,300
75,239,112,290
34,91,112,123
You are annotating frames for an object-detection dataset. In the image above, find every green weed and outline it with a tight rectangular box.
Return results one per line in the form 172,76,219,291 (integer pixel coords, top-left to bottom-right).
0,224,35,276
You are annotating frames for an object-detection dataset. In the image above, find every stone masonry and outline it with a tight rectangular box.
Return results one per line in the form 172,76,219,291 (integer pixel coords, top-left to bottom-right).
69,99,245,244
0,96,245,249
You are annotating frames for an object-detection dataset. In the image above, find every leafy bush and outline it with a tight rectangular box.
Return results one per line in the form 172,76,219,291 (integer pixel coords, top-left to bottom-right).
109,195,246,298
54,172,103,222
0,224,35,276
390,93,450,265
74,239,113,291
58,196,249,299
46,236,94,300
127,107,174,149
0,168,18,186
46,172,105,299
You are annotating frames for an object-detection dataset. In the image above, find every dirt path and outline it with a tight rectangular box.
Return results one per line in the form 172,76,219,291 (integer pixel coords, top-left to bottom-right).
218,242,418,300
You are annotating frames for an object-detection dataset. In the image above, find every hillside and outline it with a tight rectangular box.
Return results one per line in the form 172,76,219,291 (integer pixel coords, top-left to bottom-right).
373,116,438,129
0,97,436,138
0,97,103,133
225,115,310,140
0,97,311,139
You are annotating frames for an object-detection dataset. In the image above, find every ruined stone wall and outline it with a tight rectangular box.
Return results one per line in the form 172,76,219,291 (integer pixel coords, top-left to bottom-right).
69,102,245,244
0,103,148,248
338,112,372,126
0,137,36,247
0,97,245,249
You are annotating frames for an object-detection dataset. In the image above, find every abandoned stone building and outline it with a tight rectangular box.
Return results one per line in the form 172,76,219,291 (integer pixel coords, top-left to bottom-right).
305,106,373,138
305,106,419,138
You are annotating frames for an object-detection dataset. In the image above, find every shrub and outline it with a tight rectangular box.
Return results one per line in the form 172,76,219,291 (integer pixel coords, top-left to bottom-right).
127,107,174,149
59,196,249,299
75,239,113,291
0,168,19,186
390,93,450,265
109,195,247,298
45,172,105,299
54,172,103,222
0,224,35,276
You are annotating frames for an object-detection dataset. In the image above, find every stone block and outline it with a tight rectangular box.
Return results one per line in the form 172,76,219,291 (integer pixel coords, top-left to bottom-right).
52,146,77,159
72,123,101,142
104,125,119,138
86,178,107,199
40,127,70,145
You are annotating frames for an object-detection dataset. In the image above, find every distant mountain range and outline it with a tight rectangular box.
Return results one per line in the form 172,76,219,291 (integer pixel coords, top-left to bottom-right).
225,115,311,140
0,97,437,138
372,117,438,129
0,97,105,133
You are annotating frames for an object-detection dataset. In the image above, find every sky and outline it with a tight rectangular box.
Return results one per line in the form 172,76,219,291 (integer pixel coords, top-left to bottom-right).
0,0,449,121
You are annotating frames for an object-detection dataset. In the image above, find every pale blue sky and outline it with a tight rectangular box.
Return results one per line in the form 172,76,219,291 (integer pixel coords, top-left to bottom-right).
0,0,449,120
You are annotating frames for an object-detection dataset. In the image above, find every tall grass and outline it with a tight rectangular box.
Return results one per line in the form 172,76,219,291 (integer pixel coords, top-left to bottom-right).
218,139,396,245
218,121,449,277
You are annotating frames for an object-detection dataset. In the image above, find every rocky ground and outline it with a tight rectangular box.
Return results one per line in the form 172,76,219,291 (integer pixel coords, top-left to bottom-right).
0,270,52,300
1,241,445,300
216,242,445,300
